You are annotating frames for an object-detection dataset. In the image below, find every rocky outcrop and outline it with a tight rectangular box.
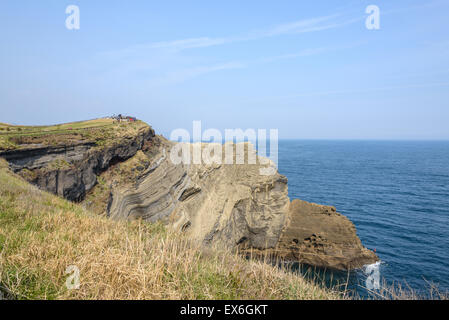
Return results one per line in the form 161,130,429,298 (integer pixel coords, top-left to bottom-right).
270,200,377,270
107,142,290,250
106,141,378,269
0,120,378,270
0,126,154,201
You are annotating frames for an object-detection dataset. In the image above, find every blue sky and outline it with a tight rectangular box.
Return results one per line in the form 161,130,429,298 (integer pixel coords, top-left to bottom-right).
1,0,449,139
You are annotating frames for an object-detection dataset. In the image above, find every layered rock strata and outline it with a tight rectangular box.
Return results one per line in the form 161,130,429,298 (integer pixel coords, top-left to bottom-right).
106,140,377,269
0,122,377,269
0,125,154,201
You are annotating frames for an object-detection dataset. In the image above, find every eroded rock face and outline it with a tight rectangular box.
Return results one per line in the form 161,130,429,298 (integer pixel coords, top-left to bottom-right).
0,126,154,201
107,142,291,250
272,200,378,270
106,140,378,269
0,121,378,270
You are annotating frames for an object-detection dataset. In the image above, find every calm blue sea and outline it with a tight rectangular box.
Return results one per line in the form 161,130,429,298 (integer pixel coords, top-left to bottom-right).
277,140,449,297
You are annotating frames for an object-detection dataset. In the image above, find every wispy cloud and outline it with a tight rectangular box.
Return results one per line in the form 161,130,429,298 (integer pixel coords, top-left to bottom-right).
96,42,353,88
102,12,357,55
140,41,352,86
255,48,330,64
382,0,449,15
149,37,229,50
244,82,449,102
150,61,245,85
262,14,341,36
95,11,362,86
254,42,362,64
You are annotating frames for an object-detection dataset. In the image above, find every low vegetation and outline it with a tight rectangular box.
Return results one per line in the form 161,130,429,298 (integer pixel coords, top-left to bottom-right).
83,150,152,215
0,161,341,300
0,118,148,151
360,280,449,300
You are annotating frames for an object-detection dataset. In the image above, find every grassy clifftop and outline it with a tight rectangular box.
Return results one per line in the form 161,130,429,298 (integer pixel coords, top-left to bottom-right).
0,118,150,151
0,160,342,300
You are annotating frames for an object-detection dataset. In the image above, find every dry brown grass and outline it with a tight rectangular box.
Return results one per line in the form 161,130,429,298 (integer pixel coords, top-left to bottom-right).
0,164,342,300
359,279,449,300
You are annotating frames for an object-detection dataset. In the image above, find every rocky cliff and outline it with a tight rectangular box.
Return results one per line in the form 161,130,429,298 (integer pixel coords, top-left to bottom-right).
107,142,290,251
0,119,377,270
0,119,154,201
264,200,377,270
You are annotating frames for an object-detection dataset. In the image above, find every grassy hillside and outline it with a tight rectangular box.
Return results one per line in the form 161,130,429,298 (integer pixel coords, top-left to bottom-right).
0,118,149,151
0,159,342,300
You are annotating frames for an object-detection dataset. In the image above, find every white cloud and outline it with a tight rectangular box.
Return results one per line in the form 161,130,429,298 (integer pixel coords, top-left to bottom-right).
262,14,340,36
149,37,229,50
244,82,449,102
103,12,356,55
94,12,362,86
148,61,246,86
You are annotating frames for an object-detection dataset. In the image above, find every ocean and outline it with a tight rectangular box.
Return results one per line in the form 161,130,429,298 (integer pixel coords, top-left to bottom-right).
277,140,449,297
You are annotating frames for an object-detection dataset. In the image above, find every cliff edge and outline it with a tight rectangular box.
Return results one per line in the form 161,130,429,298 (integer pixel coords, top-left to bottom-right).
0,119,377,270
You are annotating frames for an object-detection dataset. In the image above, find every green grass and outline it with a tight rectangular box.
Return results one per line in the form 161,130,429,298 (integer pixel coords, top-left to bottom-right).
0,118,148,151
